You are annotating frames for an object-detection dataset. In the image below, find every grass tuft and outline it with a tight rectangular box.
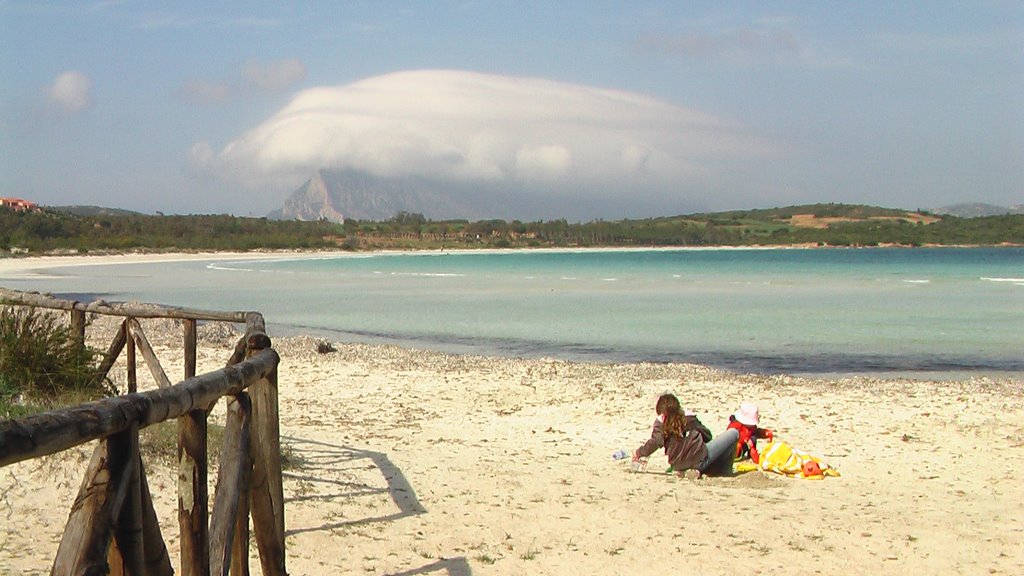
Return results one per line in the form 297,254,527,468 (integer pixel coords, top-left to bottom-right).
1,306,112,417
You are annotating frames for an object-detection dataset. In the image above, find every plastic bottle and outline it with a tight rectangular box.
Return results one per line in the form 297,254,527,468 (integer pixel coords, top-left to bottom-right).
630,458,649,473
612,449,629,460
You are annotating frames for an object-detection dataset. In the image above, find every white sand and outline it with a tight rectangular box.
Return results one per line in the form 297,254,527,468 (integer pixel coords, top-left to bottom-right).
0,251,329,280
2,255,1023,575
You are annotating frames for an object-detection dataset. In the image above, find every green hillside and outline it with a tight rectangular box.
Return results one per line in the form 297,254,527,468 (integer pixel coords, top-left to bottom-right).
2,203,1022,255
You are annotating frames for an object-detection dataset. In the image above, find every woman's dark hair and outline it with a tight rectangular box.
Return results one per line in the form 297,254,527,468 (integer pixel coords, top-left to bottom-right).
656,393,685,437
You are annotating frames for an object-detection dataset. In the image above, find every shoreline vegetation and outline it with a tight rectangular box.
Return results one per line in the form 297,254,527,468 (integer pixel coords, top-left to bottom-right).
2,203,1023,256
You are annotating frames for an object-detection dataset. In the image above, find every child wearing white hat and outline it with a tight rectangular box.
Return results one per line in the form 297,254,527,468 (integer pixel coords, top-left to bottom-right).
726,402,774,464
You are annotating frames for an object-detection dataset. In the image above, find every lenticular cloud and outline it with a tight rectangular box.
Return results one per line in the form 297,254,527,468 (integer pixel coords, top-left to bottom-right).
199,70,766,198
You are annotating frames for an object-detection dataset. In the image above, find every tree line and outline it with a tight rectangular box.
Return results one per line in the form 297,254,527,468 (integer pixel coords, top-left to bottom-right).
2,203,1022,255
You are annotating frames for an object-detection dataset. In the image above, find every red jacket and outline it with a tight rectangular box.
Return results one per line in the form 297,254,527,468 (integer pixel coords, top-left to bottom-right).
727,417,773,464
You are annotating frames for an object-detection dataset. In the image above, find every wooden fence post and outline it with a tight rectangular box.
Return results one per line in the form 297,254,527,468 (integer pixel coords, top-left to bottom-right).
51,433,135,575
127,324,137,394
185,318,197,379
231,446,253,576
111,423,146,576
69,307,85,352
209,393,252,576
179,410,210,576
246,330,286,576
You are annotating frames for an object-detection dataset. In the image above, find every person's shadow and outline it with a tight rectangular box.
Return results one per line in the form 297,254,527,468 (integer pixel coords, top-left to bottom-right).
279,435,471,576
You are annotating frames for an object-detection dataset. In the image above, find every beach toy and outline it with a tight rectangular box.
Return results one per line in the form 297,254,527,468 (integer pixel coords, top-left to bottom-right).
801,461,824,479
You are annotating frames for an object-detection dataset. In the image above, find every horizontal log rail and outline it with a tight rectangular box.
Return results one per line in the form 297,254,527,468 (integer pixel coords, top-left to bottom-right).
0,288,286,576
0,348,278,467
0,287,253,323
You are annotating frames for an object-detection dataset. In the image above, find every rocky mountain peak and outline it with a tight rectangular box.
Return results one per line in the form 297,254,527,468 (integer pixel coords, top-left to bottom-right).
268,169,492,222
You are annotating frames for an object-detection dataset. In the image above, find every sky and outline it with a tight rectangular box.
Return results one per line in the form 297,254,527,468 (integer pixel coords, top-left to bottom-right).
1,1,1022,221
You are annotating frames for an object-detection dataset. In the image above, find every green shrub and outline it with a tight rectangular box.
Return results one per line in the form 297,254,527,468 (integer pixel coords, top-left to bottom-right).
0,306,113,407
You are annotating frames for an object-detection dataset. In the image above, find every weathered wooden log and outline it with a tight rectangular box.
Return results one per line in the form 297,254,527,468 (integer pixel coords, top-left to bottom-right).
185,318,197,379
227,326,270,367
51,433,135,575
0,288,251,323
248,341,287,576
128,319,172,389
92,320,128,388
210,394,252,576
227,334,248,367
107,541,125,575
179,408,210,576
231,446,253,576
244,311,266,336
70,307,86,350
181,323,213,571
112,424,146,576
0,348,279,467
127,329,137,394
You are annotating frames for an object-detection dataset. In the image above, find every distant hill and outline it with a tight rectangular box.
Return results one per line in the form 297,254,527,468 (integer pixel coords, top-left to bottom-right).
933,203,1024,218
4,200,1021,253
49,205,144,217
267,169,493,223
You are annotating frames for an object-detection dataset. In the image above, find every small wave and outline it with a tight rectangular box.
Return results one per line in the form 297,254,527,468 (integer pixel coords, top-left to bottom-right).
207,263,255,272
980,277,1024,284
389,272,466,278
903,279,930,284
207,262,293,274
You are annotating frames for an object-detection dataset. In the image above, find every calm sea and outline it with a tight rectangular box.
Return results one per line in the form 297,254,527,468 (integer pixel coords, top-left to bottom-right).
6,247,1023,378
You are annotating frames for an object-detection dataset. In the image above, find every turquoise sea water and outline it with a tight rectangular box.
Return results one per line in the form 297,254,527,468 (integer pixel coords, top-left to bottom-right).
5,247,1023,377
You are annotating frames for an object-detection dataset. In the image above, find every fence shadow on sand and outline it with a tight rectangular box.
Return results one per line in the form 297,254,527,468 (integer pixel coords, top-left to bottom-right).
280,435,471,576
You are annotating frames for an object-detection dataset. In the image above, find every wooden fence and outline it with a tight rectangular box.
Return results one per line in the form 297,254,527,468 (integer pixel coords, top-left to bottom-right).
0,288,286,576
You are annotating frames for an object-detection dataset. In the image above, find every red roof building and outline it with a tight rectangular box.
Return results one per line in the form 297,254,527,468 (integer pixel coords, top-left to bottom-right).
0,197,41,212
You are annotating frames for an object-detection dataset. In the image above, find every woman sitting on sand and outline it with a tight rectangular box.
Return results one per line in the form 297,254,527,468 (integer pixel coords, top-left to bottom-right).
632,393,740,479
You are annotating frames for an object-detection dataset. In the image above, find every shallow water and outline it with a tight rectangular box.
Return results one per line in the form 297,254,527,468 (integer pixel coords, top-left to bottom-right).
5,247,1023,378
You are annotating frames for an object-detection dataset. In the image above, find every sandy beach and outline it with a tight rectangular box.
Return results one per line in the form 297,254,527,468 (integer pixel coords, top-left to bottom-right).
2,254,1023,575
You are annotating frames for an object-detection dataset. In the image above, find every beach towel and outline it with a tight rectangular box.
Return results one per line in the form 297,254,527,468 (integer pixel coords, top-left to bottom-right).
756,441,840,479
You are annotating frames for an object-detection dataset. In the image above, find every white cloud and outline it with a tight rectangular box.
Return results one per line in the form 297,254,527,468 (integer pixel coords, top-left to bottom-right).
516,144,572,181
199,70,773,205
47,71,92,113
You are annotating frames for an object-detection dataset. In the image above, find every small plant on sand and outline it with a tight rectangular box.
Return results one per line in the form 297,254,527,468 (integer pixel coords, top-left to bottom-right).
0,306,112,416
474,554,497,565
519,542,541,560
